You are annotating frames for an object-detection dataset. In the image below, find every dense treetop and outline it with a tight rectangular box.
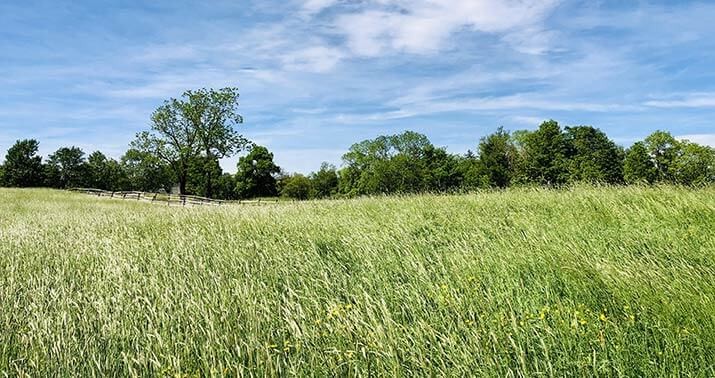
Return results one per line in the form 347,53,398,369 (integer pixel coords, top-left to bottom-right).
2,89,713,200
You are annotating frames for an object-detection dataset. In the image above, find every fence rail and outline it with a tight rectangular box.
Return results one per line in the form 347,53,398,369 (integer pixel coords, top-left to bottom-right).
68,188,279,207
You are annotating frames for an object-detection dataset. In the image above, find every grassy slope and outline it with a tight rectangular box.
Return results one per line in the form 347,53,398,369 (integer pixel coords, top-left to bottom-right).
0,187,714,376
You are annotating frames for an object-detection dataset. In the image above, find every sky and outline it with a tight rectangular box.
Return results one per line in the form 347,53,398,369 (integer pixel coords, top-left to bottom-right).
1,0,714,174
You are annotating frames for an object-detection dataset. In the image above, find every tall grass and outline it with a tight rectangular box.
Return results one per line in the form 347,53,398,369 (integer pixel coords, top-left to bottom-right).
0,186,714,376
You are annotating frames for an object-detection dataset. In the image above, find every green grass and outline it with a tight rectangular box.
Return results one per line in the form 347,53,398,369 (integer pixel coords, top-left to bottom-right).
1,186,714,377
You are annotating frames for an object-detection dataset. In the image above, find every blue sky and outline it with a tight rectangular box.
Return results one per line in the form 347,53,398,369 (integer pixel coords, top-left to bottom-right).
1,0,714,173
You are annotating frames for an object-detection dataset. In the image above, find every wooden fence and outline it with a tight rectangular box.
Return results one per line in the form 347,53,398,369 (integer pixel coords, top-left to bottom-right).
69,188,280,207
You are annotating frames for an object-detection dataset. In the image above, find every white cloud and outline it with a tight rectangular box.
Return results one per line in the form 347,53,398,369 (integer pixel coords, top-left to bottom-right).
677,134,715,147
281,46,346,73
644,93,715,108
333,0,561,56
301,0,338,14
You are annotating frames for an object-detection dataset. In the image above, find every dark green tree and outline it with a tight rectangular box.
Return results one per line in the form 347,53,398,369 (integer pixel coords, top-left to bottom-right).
133,87,247,195
214,173,238,200
45,147,88,188
86,151,126,190
456,151,488,190
521,120,570,185
235,145,281,199
310,162,339,198
477,127,517,188
2,139,44,187
421,145,461,192
672,141,715,186
341,131,444,195
564,126,624,184
121,148,174,192
623,142,658,184
643,131,680,182
185,88,248,198
281,174,312,200
186,155,223,197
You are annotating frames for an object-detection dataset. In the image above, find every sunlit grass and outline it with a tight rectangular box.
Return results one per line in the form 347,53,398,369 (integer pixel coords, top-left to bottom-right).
1,186,714,376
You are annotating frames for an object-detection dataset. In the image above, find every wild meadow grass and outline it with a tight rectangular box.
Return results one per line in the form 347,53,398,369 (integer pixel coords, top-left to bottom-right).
0,186,714,377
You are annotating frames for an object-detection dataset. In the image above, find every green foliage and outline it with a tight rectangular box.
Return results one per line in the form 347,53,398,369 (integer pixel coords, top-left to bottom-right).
1,187,714,375
214,173,238,200
2,139,44,187
235,145,281,199
280,173,312,200
457,151,488,190
310,162,339,198
564,126,624,184
643,131,680,182
477,127,517,188
521,120,570,185
186,156,223,197
121,148,174,192
672,141,715,186
132,87,246,195
86,151,126,191
341,131,461,195
624,142,659,184
45,146,88,188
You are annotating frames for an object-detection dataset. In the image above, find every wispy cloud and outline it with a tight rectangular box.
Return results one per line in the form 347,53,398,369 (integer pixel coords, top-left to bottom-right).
644,93,715,108
677,134,715,147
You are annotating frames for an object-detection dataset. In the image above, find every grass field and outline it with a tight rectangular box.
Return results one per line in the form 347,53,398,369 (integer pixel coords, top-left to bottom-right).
1,187,714,376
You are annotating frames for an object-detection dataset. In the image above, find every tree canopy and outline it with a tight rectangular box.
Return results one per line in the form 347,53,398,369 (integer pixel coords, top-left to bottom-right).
132,87,246,195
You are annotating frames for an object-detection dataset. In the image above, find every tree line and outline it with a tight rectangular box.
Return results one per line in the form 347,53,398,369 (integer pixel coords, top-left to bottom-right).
1,89,713,200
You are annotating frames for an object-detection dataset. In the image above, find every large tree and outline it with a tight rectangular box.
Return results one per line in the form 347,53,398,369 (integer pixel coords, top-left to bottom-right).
520,120,570,185
133,87,246,195
121,148,174,192
564,126,624,184
478,127,517,188
2,139,44,187
45,147,88,188
310,162,339,198
184,88,248,198
643,131,680,182
235,145,281,199
672,141,715,186
623,142,658,184
86,151,126,191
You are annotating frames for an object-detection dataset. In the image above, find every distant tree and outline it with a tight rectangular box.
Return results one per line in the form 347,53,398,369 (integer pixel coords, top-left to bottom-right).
45,147,88,188
521,120,570,185
564,126,624,184
457,151,488,190
2,139,44,187
235,145,280,199
186,88,248,198
214,173,238,200
121,148,174,192
186,155,223,197
0,164,4,186
672,141,715,186
133,87,247,195
341,131,446,195
310,162,339,198
623,142,658,184
86,151,126,190
281,174,312,200
421,145,461,192
478,127,517,188
643,131,680,182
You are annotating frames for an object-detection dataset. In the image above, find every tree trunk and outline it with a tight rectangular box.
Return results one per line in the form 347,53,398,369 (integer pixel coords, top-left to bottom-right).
204,151,214,199
179,174,187,195
205,172,213,199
